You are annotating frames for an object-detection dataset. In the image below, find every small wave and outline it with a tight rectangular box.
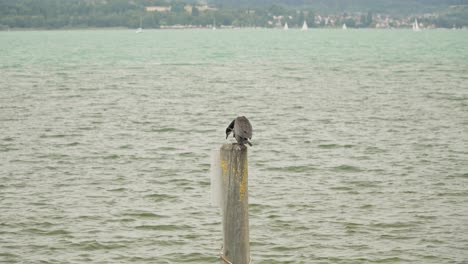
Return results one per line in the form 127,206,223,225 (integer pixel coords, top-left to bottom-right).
348,180,380,188
131,120,152,125
380,234,417,240
161,62,209,66
373,257,407,263
271,245,306,252
135,224,187,231
45,229,70,236
40,134,66,138
332,165,363,172
0,146,19,152
178,152,196,157
415,214,437,220
22,228,70,236
108,187,126,192
371,221,417,229
37,153,69,159
330,186,353,191
250,203,275,210
364,146,387,154
345,222,365,230
283,75,307,81
124,212,168,218
267,214,281,219
165,252,214,262
151,127,177,132
436,192,467,197
10,159,42,164
78,126,96,130
75,240,126,250
144,193,177,200
318,144,354,149
318,144,340,149
0,253,18,258
40,133,82,138
103,154,120,159
266,165,316,173
124,256,166,262
420,238,444,244
158,147,177,151
168,178,191,186
108,218,135,223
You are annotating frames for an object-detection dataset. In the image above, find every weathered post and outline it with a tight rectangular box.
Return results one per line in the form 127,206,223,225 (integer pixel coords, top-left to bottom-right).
219,143,250,264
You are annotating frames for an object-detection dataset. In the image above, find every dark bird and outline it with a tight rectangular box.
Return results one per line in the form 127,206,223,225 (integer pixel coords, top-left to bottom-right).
225,116,253,146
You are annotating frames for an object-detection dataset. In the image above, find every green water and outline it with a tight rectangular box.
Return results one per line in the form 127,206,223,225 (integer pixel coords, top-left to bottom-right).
1,29,467,263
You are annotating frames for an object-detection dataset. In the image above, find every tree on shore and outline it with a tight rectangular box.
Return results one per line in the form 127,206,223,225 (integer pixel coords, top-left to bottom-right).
0,0,466,29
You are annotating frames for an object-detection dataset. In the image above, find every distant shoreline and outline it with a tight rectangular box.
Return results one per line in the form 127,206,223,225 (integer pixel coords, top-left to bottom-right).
1,27,130,31
2,27,467,32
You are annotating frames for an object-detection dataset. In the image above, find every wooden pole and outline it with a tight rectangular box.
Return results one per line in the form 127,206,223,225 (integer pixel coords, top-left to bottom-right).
220,144,250,264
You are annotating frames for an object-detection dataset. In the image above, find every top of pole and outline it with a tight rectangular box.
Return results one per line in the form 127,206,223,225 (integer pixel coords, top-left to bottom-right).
221,143,248,152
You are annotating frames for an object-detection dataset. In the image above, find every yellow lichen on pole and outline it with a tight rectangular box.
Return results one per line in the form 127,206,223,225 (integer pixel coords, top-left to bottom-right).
220,144,250,264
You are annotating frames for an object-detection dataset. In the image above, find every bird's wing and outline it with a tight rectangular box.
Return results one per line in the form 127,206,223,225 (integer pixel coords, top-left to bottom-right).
236,116,252,139
225,119,235,139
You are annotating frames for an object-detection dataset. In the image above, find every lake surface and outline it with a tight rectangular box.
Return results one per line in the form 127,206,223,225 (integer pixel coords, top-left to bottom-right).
1,29,467,263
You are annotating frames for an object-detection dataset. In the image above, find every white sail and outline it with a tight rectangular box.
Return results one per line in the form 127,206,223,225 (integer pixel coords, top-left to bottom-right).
136,16,143,33
301,20,308,31
342,23,347,30
284,22,288,30
413,18,421,32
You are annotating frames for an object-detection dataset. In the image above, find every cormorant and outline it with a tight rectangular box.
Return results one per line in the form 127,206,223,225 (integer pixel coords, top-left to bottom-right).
225,116,253,146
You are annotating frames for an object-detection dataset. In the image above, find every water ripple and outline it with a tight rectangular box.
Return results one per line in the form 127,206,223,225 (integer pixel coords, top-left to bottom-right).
1,29,467,264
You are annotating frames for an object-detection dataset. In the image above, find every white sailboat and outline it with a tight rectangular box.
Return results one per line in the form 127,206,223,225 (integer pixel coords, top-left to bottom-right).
284,22,289,30
412,18,421,32
342,23,347,30
136,16,143,33
301,20,308,31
